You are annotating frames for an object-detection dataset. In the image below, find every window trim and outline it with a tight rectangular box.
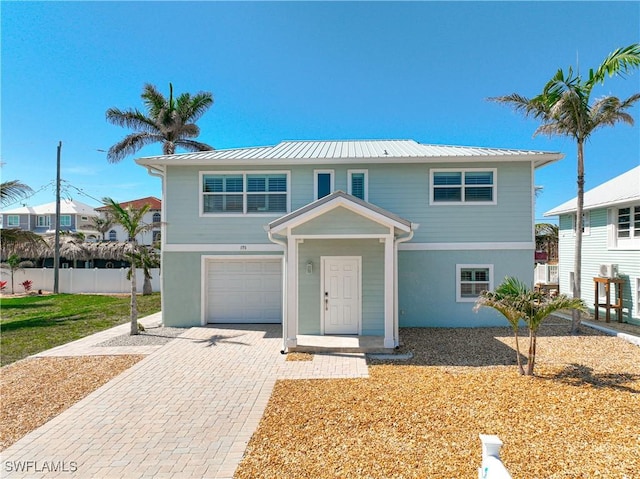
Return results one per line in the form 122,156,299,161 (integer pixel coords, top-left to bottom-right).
456,264,494,302
347,169,368,201
36,215,51,228
314,169,335,200
7,215,20,227
572,211,590,236
608,204,640,250
200,170,291,217
430,168,497,205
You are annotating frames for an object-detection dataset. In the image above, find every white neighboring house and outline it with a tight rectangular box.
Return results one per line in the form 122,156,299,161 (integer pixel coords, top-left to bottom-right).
95,196,162,246
544,165,640,324
0,199,98,236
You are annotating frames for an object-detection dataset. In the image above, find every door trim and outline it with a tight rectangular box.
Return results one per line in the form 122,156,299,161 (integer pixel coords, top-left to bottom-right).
320,256,362,335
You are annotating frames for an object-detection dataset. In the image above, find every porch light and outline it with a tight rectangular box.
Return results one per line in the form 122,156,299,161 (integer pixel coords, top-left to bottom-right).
306,261,313,274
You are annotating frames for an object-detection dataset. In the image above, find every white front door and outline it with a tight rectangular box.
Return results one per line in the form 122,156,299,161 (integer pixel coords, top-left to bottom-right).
322,257,361,334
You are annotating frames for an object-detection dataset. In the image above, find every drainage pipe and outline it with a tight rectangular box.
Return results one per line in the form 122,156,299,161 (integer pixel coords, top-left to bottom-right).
266,229,288,354
394,224,418,348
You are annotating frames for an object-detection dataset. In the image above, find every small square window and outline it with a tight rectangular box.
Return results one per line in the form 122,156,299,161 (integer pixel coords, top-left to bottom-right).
456,264,493,302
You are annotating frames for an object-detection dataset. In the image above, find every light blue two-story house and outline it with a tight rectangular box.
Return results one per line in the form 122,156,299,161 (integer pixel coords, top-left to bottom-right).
545,165,640,324
136,140,562,351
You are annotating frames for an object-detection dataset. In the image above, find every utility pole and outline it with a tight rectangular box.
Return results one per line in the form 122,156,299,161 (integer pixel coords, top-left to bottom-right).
53,141,62,294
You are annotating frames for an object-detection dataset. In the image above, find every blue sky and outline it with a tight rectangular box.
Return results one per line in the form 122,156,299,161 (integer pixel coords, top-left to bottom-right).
1,1,639,222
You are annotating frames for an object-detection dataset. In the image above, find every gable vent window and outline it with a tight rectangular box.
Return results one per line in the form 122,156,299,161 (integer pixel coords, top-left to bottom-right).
202,172,289,215
431,169,497,205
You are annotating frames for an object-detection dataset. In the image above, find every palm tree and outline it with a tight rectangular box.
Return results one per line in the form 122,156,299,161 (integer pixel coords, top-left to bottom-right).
474,277,527,375
476,277,587,376
490,44,640,333
0,180,33,206
127,247,160,296
88,215,115,241
0,254,34,294
103,197,155,335
105,83,214,163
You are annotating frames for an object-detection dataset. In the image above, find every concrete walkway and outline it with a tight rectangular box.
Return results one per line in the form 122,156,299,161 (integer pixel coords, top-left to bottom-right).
1,320,369,478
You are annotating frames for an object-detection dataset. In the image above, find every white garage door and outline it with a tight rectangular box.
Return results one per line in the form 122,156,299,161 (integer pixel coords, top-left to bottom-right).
206,258,282,323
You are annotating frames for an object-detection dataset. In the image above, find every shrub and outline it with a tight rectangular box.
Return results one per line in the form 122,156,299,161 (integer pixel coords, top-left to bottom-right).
21,280,33,293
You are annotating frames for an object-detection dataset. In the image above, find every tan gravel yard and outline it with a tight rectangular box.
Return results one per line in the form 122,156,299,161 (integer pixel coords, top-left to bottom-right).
0,355,144,451
235,324,640,479
0,323,638,478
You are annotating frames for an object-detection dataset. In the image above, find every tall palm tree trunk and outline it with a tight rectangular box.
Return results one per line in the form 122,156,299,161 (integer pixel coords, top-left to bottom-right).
572,139,585,334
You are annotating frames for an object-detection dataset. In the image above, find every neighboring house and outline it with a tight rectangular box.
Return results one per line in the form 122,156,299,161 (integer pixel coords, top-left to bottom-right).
545,165,640,324
136,139,563,350
95,196,162,245
0,199,97,236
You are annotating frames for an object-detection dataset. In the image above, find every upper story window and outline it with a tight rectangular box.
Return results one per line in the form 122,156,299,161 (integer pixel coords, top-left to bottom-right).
314,170,334,200
572,211,590,235
617,206,640,239
348,170,368,201
108,230,117,241
430,169,497,205
37,215,51,227
60,215,71,227
201,171,289,215
456,264,493,302
7,215,20,227
152,212,161,223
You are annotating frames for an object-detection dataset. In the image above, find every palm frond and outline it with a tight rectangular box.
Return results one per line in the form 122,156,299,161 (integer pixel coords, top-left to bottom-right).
107,132,165,163
0,180,33,206
589,43,640,86
174,139,215,152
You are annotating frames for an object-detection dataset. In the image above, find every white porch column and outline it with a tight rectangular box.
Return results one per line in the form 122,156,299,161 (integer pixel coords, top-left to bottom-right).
285,234,298,348
383,234,395,348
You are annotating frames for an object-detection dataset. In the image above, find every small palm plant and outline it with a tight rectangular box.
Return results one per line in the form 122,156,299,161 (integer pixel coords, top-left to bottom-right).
103,198,155,335
0,254,34,294
475,277,587,376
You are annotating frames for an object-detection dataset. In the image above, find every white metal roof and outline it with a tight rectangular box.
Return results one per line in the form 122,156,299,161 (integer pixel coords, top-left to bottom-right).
544,165,640,216
136,139,563,168
1,199,98,216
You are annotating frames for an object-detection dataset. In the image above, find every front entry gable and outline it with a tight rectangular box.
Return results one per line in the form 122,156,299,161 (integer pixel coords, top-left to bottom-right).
268,190,413,237
292,206,392,236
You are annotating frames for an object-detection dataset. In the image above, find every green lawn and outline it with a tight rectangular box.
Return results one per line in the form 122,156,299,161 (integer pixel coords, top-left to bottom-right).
0,293,161,366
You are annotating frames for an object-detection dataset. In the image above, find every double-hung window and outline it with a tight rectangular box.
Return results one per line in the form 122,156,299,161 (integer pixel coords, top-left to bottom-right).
7,215,20,227
202,172,289,215
348,170,368,201
573,211,590,235
60,215,72,227
617,206,640,239
456,264,493,302
431,169,496,205
614,205,640,249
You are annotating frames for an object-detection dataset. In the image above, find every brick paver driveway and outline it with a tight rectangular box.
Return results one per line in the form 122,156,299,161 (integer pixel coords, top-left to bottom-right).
1,324,368,479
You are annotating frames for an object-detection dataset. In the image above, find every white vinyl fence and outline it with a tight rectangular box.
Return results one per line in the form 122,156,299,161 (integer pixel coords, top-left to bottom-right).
534,263,559,285
1,268,161,294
